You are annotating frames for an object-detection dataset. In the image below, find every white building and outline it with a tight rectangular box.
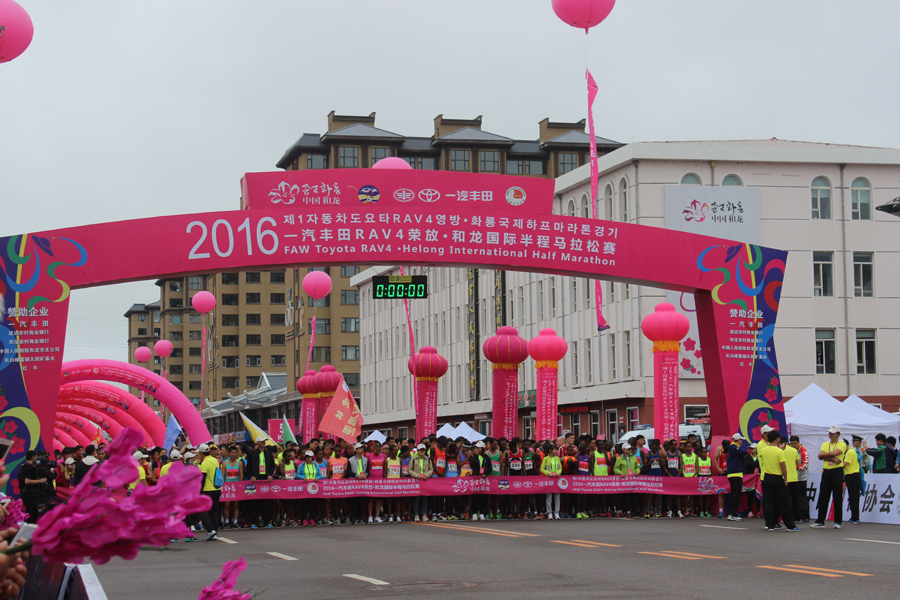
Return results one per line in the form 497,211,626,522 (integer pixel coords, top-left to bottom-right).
352,139,900,442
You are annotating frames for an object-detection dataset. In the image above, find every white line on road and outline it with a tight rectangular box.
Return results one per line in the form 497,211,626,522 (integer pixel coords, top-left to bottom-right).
266,552,298,561
699,525,748,530
845,538,900,545
216,537,238,544
343,574,390,586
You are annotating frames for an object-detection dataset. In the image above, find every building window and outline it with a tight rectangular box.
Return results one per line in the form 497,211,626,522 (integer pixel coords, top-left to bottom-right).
222,314,238,327
270,293,285,304
523,417,533,440
246,376,260,388
188,330,201,340
681,173,702,185
309,296,330,307
189,364,202,374
311,347,331,362
189,381,202,391
627,407,639,431
245,272,261,284
221,335,239,347
811,177,831,220
606,409,617,443
567,199,576,217
507,159,546,175
573,341,579,385
307,154,327,169
137,314,148,322
245,313,261,326
342,345,361,360
136,328,147,336
339,146,359,168
341,266,360,278
856,329,876,374
153,328,160,337
812,251,834,297
270,313,285,326
450,150,470,171
309,318,331,334
189,347,202,357
169,281,183,292
270,355,286,367
343,372,360,388
168,315,183,325
171,348,183,358
586,339,593,384
619,178,629,222
610,333,617,380
341,290,359,304
722,174,743,186
342,317,360,333
815,329,836,375
222,273,238,285
221,294,239,307
590,411,600,438
624,331,632,378
169,298,183,309
480,150,499,172
189,314,201,324
550,278,556,317
538,280,544,320
853,252,873,297
559,152,577,174
168,364,183,375
370,147,390,166
246,334,261,346
309,266,330,274
402,156,437,170
246,355,261,367
270,334,286,346
609,281,616,303
270,271,286,284
188,276,202,290
851,178,872,220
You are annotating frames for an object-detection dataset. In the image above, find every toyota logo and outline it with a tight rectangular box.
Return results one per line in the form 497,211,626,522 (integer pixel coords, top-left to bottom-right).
394,189,415,202
418,189,440,202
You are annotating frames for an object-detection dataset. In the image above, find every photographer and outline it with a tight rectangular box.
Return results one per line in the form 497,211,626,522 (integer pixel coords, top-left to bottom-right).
18,451,47,524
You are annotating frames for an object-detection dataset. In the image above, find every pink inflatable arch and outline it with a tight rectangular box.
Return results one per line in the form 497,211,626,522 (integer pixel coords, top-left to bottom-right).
55,420,91,447
59,396,154,446
52,438,64,453
54,428,78,448
58,381,166,446
58,405,124,440
60,360,210,444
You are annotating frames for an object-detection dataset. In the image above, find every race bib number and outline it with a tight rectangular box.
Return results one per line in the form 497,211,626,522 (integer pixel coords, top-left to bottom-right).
447,462,458,474
333,465,344,474
436,457,446,468
578,461,589,472
651,460,661,469
667,459,679,469
627,469,634,476
684,463,696,474
285,472,295,480
510,459,522,470
491,461,501,473
524,460,533,471
401,465,410,476
389,465,401,476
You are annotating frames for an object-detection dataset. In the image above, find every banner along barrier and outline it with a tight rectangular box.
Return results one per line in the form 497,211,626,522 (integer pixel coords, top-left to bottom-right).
219,475,729,501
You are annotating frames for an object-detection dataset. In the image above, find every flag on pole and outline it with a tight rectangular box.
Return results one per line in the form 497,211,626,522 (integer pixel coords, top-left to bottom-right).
90,423,104,447
163,414,183,451
282,415,297,445
318,380,364,443
239,411,278,446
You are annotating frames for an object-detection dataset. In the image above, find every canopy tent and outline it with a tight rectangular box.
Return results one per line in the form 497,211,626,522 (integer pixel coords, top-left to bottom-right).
843,395,900,423
364,430,387,444
453,422,486,443
435,423,457,439
786,384,900,473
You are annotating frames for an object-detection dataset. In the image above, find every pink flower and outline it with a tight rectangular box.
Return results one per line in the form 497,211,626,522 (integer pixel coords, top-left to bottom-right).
198,557,252,600
680,358,692,370
683,338,696,352
0,499,28,529
693,350,702,359
31,427,211,564
769,376,779,387
4,421,17,435
10,437,25,455
764,388,778,402
757,412,769,423
0,397,8,412
690,367,696,373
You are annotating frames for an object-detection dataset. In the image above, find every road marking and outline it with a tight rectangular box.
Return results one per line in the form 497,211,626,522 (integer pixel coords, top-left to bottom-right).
700,524,748,530
216,537,238,544
638,552,703,560
266,552,298,561
660,551,727,560
845,537,900,546
783,565,873,577
570,540,622,547
552,541,598,548
756,566,841,578
433,523,541,537
343,574,390,586
417,523,522,538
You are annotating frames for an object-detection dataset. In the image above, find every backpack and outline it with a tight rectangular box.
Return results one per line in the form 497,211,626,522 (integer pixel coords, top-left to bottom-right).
213,465,224,488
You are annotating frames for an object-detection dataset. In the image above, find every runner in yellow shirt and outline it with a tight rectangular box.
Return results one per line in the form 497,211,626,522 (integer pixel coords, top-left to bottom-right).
197,443,221,541
160,449,183,477
811,425,847,529
128,450,149,494
844,436,862,524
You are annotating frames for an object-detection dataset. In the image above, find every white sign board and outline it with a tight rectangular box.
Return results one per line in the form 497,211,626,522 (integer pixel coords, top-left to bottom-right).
808,473,900,525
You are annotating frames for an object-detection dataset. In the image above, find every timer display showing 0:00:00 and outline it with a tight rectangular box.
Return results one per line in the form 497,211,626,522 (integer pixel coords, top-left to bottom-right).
375,283,427,299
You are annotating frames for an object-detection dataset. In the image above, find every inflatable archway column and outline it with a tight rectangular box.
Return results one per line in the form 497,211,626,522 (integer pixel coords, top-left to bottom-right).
58,382,166,446
58,405,123,440
54,428,78,448
59,395,155,446
52,438,64,454
55,420,92,447
60,360,211,444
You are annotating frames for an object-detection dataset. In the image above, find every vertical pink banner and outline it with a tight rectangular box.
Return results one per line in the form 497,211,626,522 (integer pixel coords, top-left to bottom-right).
319,394,333,441
654,351,680,444
199,323,208,411
301,396,318,443
416,379,438,441
535,367,558,442
399,267,417,414
491,369,519,440
586,69,610,332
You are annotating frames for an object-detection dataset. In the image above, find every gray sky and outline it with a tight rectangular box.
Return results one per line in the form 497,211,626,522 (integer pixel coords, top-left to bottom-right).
1,0,898,364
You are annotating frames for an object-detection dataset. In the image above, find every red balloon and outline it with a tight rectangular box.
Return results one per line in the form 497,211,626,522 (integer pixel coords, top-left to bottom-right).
551,0,616,32
0,0,34,63
640,302,690,342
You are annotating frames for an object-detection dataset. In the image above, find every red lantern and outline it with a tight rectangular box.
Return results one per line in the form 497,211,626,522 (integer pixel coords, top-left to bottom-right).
297,369,318,443
641,303,690,445
640,302,690,351
483,327,529,440
409,347,448,440
528,328,568,367
528,329,568,441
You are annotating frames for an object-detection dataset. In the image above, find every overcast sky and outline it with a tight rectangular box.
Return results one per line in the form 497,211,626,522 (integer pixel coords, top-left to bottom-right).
1,0,898,365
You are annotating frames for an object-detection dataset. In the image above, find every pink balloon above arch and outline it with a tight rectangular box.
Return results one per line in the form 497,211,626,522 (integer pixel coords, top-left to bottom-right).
551,0,616,32
60,360,211,445
54,419,92,447
54,428,79,448
191,290,216,314
0,0,35,63
58,405,124,440
58,381,165,446
302,270,332,300
371,157,412,170
134,346,152,363
153,340,173,358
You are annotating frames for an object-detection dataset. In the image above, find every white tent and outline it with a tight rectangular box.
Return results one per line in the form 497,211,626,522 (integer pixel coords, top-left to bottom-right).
843,395,900,423
786,384,900,473
435,423,458,439
453,422,486,442
363,430,387,444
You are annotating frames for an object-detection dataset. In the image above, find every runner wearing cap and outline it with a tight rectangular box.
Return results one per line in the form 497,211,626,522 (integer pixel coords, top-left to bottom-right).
614,442,639,518
299,450,318,526
197,443,221,541
247,435,276,528
540,443,562,519
347,443,369,524
385,444,402,523
410,444,433,522
56,457,77,491
328,445,350,524
726,434,748,521
467,441,488,521
811,425,846,529
128,450,149,494
366,441,386,523
758,431,800,532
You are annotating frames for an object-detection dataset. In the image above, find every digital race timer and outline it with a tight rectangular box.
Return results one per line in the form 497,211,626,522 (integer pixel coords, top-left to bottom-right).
373,275,428,299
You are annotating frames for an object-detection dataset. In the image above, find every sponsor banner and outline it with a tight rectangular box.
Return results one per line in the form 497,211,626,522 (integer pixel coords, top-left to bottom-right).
219,475,730,501
807,473,900,526
267,418,297,443
654,351,680,443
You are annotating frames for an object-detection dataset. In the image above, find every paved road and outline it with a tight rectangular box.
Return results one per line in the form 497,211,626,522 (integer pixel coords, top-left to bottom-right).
93,518,900,599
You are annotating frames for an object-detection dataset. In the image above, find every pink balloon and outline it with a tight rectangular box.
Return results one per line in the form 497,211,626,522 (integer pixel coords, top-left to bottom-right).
551,0,616,32
0,0,34,63
191,290,216,314
134,346,152,363
371,157,412,170
154,340,174,358
302,270,333,300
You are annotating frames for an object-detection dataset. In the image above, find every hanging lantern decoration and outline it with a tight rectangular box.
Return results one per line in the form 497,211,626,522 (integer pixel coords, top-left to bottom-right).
641,302,690,445
297,370,319,443
528,328,568,441
482,326,529,440
408,347,449,441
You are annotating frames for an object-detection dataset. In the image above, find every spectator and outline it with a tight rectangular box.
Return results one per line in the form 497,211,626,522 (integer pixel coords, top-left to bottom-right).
410,444,433,521
18,451,46,524
726,434,748,521
73,445,99,486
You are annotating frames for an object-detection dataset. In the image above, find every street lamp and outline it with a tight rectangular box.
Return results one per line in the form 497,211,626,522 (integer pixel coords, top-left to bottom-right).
875,196,900,218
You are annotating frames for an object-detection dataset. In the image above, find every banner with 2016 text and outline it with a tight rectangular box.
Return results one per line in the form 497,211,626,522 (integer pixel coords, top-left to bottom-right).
219,475,729,501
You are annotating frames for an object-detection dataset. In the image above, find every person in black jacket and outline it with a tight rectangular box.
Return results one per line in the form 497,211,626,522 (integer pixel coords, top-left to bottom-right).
466,441,488,520
73,445,99,486
245,436,277,528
